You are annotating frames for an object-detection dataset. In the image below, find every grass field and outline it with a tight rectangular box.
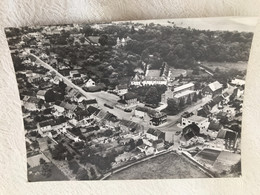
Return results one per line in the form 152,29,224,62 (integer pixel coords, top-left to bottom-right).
108,152,208,180
28,163,69,182
202,61,247,72
194,149,221,166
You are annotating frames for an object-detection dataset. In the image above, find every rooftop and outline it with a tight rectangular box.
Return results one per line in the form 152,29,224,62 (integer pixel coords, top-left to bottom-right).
173,82,194,93
208,81,223,92
185,115,208,123
147,128,164,137
174,90,195,98
145,69,161,77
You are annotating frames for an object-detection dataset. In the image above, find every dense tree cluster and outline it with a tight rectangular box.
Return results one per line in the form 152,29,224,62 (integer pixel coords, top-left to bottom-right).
129,85,167,105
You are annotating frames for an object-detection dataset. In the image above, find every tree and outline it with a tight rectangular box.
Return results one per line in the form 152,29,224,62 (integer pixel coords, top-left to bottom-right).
145,86,160,105
98,34,108,46
90,167,97,179
68,160,80,174
193,93,198,102
179,98,185,108
103,129,113,137
38,99,44,109
198,91,203,99
51,143,67,160
136,139,143,146
39,158,46,165
76,168,89,180
41,163,52,177
187,94,192,105
44,89,56,102
166,98,179,114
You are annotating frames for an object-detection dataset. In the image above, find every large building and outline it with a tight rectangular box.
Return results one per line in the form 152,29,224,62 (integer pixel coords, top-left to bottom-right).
181,114,210,133
202,81,223,97
130,62,169,86
161,82,195,104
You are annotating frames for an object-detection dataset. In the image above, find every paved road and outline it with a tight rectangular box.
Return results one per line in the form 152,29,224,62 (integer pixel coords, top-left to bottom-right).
157,96,211,132
30,53,211,131
30,53,133,120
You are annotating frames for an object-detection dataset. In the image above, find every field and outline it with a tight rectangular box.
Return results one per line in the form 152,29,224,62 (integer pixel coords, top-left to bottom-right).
108,152,208,180
28,163,69,182
202,61,247,72
194,149,221,166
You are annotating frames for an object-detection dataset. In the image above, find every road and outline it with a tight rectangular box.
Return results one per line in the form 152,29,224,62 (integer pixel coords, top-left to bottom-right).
157,96,211,132
30,53,211,131
30,53,133,120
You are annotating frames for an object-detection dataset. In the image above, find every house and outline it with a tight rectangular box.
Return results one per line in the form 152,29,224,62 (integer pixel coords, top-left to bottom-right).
59,101,78,112
36,90,47,100
86,106,101,117
146,128,165,141
115,84,128,96
181,115,210,133
152,139,164,150
52,105,65,117
69,70,80,78
23,97,41,111
197,106,211,118
180,124,201,146
79,99,98,108
74,110,93,123
150,112,167,126
118,119,141,132
130,73,143,86
85,79,96,87
137,144,156,155
77,95,87,103
51,75,62,85
233,87,244,99
231,78,245,86
122,92,138,106
38,120,54,133
202,81,223,97
28,74,42,83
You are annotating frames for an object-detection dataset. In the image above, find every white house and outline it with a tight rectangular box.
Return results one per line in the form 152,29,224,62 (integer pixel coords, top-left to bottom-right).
85,79,96,87
181,115,210,133
36,90,47,100
69,70,80,78
146,128,165,141
231,78,245,86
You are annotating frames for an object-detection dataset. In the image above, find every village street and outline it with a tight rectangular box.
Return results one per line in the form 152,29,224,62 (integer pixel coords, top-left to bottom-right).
29,53,133,120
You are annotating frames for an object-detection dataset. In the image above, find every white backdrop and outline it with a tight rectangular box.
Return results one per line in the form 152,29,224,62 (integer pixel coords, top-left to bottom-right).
0,1,260,194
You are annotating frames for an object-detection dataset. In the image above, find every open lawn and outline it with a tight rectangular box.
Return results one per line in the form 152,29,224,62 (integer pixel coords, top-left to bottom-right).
108,152,208,180
202,61,247,72
28,163,69,182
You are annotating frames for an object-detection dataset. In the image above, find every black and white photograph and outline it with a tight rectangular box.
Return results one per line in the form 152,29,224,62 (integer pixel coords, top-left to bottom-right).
4,17,256,182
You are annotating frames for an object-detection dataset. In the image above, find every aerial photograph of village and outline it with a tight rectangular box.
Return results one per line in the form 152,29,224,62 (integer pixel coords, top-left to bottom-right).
5,17,256,181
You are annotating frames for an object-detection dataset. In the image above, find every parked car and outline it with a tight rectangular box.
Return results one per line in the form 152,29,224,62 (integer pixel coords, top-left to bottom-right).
175,131,181,135
104,103,114,109
124,108,132,112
